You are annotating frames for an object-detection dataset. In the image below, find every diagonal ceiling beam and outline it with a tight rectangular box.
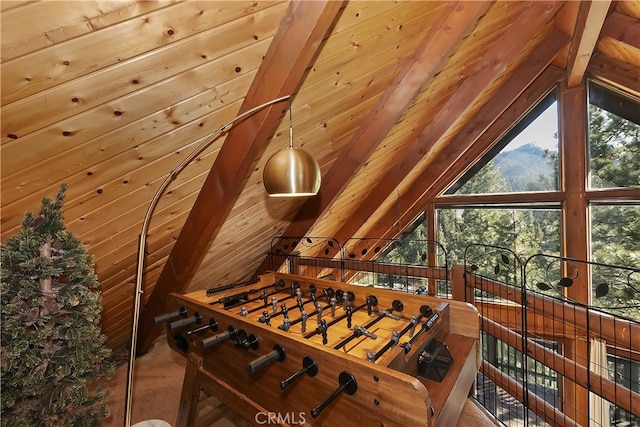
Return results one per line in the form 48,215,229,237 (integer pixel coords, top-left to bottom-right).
600,11,640,50
592,10,640,97
419,36,569,205
255,0,492,274
136,0,345,354
370,32,569,243
566,0,612,87
323,0,563,248
588,53,640,98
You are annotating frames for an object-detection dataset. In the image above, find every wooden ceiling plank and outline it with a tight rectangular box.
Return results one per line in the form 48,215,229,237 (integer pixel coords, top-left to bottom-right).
601,11,640,49
310,4,557,247
1,5,285,146
323,1,563,248
368,32,569,243
0,1,173,62
0,1,32,12
0,2,280,106
566,0,612,87
1,92,247,235
256,1,493,274
136,0,345,354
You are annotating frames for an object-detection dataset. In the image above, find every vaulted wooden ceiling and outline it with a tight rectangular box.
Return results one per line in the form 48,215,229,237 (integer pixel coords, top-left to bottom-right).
2,1,639,353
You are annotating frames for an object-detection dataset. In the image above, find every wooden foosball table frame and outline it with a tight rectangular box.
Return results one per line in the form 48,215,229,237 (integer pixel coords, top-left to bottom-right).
160,272,480,426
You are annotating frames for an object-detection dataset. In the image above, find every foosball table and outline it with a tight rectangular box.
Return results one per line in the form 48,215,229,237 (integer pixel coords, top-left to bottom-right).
158,272,480,426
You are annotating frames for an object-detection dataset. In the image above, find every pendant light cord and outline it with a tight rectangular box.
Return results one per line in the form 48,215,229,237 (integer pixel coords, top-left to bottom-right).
288,97,294,149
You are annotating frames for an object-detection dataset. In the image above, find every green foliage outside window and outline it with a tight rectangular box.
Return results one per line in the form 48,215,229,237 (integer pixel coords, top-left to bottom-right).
436,158,562,268
588,101,640,320
588,105,640,189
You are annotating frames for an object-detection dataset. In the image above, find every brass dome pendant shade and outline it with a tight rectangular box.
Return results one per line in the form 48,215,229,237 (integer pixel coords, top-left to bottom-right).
263,99,321,197
264,148,321,196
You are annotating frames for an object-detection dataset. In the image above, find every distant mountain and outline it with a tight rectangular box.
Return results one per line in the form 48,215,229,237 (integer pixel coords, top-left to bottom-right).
494,143,556,191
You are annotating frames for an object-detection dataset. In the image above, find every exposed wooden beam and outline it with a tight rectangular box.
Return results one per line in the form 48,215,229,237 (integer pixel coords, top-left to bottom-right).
326,1,564,248
600,11,640,49
586,187,640,201
551,0,580,69
368,32,569,243
596,10,640,96
559,81,589,304
136,0,345,354
588,53,640,98
255,1,492,274
565,0,612,87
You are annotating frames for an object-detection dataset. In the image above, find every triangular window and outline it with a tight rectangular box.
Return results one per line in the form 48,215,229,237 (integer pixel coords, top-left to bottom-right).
446,92,559,195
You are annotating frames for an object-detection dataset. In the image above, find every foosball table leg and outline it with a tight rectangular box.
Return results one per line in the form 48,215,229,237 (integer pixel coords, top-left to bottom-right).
176,352,203,427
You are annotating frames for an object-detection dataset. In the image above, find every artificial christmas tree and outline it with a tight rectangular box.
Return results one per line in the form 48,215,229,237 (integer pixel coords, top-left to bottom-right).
1,184,114,427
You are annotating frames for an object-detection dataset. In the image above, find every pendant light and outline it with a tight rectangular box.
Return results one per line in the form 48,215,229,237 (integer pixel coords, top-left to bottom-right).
263,98,321,197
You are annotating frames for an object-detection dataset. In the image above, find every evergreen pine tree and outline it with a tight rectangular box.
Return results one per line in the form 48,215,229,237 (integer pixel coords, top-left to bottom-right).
1,184,114,426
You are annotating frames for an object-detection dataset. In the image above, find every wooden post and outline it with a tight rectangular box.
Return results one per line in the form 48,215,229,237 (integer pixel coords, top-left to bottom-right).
559,78,590,426
450,265,468,303
426,203,438,296
289,251,301,275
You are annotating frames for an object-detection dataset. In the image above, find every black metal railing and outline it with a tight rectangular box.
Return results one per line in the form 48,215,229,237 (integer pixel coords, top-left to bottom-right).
464,246,640,427
262,238,639,427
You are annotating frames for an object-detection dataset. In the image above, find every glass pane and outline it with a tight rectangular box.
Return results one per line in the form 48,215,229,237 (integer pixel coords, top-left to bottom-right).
590,204,640,320
591,204,640,266
436,207,560,266
588,82,640,190
456,101,559,195
588,105,640,189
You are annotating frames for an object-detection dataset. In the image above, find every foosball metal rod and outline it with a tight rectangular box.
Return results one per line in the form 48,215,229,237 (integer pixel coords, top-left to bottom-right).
303,295,377,339
401,311,440,353
310,371,358,419
332,299,403,350
367,305,433,362
280,356,318,390
243,283,309,315
208,279,288,308
261,285,318,321
229,281,299,310
205,278,258,295
286,288,340,329
185,318,218,336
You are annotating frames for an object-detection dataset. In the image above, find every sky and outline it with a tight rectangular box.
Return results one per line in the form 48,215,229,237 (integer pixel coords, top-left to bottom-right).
505,101,559,152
